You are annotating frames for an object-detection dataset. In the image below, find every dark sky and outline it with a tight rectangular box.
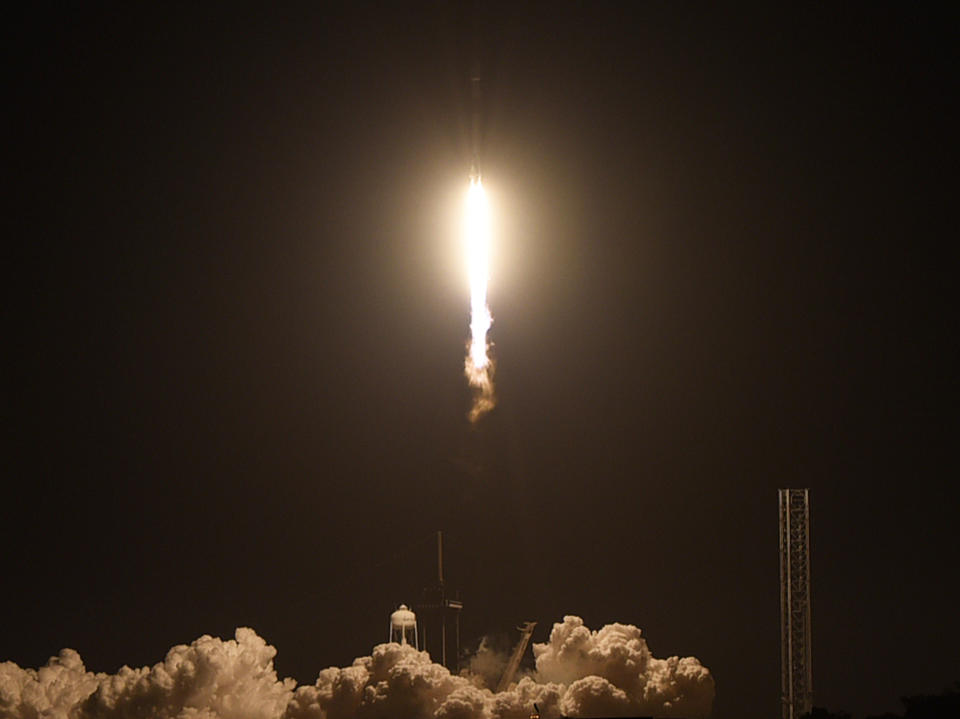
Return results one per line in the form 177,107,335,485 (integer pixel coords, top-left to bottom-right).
5,4,957,718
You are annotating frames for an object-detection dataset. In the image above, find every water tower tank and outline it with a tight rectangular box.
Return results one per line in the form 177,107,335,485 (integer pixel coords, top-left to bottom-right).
389,604,418,648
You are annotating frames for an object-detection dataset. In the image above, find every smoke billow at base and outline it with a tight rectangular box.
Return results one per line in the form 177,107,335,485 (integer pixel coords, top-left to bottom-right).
1,616,713,719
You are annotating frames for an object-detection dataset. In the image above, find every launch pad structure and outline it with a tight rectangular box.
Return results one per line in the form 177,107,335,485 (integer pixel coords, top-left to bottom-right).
419,531,463,671
779,489,813,719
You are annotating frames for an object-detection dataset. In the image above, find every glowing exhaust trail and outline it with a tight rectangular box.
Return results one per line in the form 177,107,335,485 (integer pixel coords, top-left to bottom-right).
463,171,495,422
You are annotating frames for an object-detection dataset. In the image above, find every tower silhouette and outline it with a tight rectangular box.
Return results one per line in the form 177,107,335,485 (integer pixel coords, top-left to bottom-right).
779,488,813,719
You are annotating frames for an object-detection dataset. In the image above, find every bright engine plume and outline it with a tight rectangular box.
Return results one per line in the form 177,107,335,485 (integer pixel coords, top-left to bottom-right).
463,174,495,422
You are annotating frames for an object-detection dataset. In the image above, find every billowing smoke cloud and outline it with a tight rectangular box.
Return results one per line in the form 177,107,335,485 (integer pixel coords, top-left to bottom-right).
0,648,98,719
1,617,713,719
533,616,715,719
464,636,512,691
1,628,294,719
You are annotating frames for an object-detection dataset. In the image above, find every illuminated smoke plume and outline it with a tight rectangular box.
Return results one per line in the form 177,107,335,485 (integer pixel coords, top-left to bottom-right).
464,637,511,691
0,648,98,718
463,177,495,422
0,628,294,719
0,617,713,719
533,616,715,718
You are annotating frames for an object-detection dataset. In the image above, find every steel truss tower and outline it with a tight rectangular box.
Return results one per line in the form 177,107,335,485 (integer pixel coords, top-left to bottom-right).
779,489,813,719
419,531,463,672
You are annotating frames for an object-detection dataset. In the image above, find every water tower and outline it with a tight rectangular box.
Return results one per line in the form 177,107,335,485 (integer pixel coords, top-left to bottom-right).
389,604,419,648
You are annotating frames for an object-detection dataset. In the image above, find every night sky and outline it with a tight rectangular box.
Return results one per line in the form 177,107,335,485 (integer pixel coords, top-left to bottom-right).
5,4,957,718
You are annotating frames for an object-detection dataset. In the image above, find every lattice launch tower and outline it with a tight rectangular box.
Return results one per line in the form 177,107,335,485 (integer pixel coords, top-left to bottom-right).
779,488,813,719
419,531,463,671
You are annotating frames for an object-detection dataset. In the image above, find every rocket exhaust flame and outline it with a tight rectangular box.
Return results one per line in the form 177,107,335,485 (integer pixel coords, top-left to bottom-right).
463,176,495,422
